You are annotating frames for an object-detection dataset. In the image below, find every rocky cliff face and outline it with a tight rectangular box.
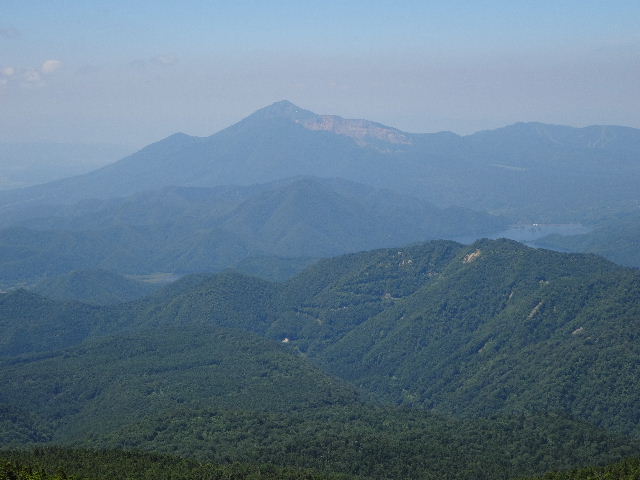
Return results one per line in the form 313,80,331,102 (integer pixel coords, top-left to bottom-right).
298,115,412,147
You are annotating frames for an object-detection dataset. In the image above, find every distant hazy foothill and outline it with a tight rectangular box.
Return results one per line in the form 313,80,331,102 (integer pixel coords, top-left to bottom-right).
0,177,506,287
536,210,640,268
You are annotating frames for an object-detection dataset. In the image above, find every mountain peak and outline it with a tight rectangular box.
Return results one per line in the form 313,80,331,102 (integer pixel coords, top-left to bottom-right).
243,101,412,148
249,100,318,122
270,99,303,110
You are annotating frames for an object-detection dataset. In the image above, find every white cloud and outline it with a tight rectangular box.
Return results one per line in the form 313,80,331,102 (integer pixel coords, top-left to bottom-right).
41,59,63,74
0,60,61,90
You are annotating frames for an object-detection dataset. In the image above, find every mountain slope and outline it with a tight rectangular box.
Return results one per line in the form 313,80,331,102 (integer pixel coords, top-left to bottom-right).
0,327,358,440
0,290,112,357
536,210,640,268
0,177,505,286
32,269,157,305
2,239,640,436
524,456,640,480
2,240,640,478
0,102,638,224
155,240,640,434
311,240,640,435
88,409,638,480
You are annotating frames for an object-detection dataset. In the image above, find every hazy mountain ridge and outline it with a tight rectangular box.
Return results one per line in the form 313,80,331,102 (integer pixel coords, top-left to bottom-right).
0,177,506,287
0,101,638,225
536,210,640,268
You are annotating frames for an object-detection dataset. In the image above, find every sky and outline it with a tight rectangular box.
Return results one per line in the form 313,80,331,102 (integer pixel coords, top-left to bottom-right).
1,1,639,148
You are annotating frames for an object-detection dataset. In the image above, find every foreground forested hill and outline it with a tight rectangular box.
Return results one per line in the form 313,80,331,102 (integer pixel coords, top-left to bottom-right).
2,239,640,479
31,270,158,305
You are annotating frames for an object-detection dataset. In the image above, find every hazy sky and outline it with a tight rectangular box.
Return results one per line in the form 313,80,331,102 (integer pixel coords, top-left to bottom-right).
1,1,639,147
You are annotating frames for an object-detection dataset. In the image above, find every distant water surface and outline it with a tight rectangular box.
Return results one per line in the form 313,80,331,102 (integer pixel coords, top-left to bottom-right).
453,223,591,247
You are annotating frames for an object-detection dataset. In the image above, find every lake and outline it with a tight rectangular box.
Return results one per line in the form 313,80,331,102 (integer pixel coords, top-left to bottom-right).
453,223,591,247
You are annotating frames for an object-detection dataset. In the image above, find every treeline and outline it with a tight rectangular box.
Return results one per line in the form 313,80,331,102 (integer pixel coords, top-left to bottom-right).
524,456,640,479
60,407,640,480
4,448,640,480
0,448,358,480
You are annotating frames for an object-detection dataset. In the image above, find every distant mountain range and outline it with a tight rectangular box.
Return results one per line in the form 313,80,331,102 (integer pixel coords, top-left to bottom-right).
0,100,638,225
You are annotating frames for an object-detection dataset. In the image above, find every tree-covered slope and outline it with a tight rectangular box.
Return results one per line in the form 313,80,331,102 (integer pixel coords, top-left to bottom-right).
2,240,640,478
0,327,358,441
86,408,639,480
272,240,464,354
3,239,640,435
1,410,637,480
0,290,111,357
310,239,640,434
0,271,280,358
31,270,157,305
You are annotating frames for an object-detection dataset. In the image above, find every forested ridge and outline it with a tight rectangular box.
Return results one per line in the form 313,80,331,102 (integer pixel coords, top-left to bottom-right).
3,239,640,478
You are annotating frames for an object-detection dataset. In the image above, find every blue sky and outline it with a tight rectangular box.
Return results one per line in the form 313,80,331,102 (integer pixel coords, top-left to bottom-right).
1,1,639,146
